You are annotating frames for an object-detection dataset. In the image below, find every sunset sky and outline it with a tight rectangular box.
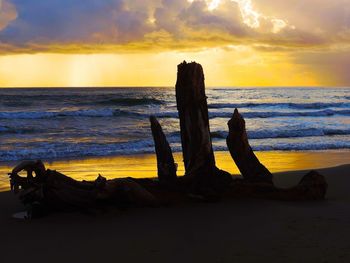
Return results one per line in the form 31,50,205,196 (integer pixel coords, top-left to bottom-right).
0,0,349,87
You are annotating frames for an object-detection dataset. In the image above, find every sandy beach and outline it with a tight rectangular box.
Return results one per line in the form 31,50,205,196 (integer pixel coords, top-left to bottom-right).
1,150,350,191
0,155,349,262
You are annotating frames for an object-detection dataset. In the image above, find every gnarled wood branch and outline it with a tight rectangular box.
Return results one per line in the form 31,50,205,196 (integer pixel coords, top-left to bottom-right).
150,116,177,185
227,108,273,183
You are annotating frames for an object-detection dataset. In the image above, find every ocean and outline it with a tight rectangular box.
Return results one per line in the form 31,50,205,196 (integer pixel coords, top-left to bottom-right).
0,87,349,162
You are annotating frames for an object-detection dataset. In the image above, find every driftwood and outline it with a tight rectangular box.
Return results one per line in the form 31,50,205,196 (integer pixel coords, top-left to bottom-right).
150,116,177,185
175,61,232,196
9,161,158,217
227,109,273,183
175,61,215,176
224,171,327,201
8,61,328,218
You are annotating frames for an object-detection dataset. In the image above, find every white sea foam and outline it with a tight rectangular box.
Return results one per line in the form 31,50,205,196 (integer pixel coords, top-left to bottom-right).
0,87,349,161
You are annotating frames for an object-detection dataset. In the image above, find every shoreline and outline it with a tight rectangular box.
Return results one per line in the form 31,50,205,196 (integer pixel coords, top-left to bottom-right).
1,149,349,192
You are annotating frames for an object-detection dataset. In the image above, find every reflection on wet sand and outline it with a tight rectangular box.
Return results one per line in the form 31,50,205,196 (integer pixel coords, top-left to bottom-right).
1,150,349,192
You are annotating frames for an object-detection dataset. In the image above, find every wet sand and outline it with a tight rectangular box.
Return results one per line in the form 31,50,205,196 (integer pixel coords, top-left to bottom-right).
0,160,350,262
1,150,349,191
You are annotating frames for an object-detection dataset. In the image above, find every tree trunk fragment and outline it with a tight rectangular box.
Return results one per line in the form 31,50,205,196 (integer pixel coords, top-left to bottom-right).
227,108,273,183
150,116,177,185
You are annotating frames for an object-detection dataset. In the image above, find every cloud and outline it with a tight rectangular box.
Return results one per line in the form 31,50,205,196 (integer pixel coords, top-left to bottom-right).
0,0,17,31
0,0,154,44
154,0,247,40
253,0,350,44
0,0,349,54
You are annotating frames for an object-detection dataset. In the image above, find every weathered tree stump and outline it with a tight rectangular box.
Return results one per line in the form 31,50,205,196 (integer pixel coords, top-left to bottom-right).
176,61,215,176
227,108,273,183
175,61,232,195
150,116,177,185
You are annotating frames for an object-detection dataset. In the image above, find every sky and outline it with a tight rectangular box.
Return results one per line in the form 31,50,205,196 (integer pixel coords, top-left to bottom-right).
0,0,349,87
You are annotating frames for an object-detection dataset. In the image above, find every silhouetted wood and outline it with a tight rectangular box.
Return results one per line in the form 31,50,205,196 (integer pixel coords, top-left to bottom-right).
227,108,273,183
150,116,177,184
175,61,216,177
7,61,329,218
225,170,327,201
9,160,327,219
9,161,158,218
175,61,232,196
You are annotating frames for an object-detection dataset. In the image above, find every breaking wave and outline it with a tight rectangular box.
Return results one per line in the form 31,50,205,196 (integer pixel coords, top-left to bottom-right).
1,87,349,161
210,128,350,140
0,108,349,120
208,102,350,110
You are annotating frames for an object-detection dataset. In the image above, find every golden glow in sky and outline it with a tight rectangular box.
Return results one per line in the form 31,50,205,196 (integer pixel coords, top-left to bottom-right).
0,0,349,87
0,49,321,87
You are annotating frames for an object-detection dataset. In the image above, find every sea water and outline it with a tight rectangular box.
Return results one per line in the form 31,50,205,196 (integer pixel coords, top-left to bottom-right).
0,87,349,162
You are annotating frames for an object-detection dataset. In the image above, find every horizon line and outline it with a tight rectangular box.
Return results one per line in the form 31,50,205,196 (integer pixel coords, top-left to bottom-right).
0,86,349,89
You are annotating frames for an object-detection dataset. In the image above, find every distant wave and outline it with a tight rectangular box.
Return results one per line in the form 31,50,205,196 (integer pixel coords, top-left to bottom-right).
208,102,350,110
210,128,350,140
1,108,350,120
0,125,40,134
0,108,143,119
0,109,114,119
212,142,350,152
1,136,349,161
0,139,160,161
0,126,8,132
95,97,163,106
228,109,350,118
1,123,347,140
1,95,164,107
157,109,350,119
250,143,350,152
